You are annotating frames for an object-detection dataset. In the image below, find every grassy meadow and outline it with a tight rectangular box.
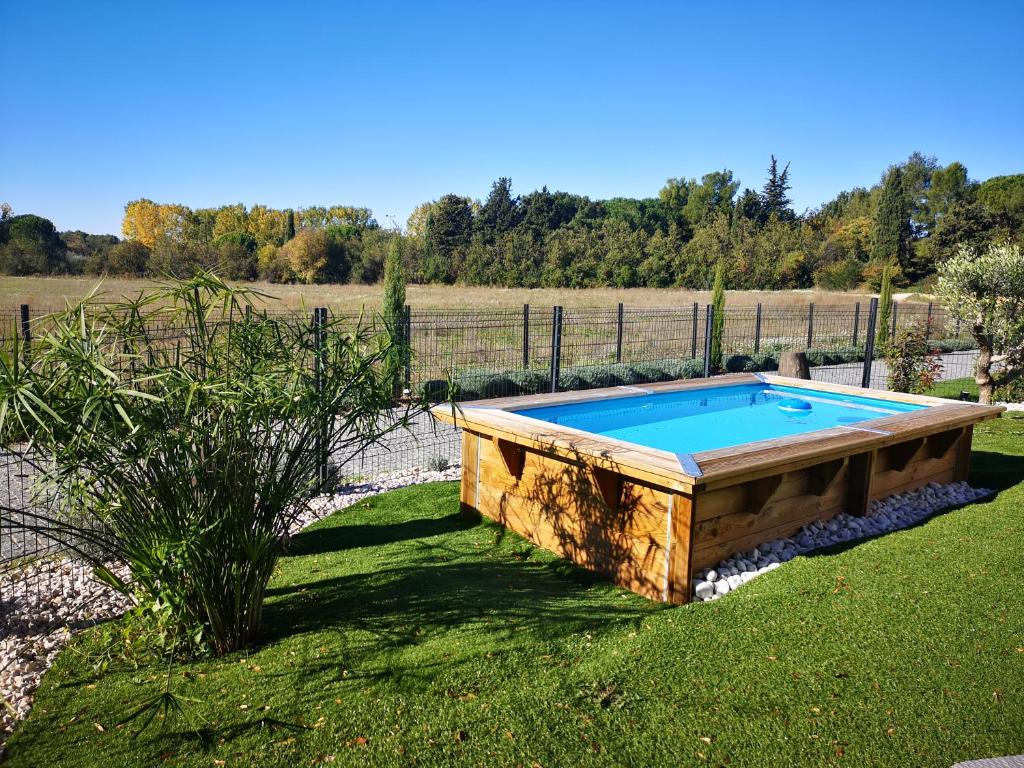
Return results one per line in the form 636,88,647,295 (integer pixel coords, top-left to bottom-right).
0,275,913,311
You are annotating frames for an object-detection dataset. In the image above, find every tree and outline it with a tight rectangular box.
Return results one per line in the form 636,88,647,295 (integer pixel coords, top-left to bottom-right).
937,242,1024,403
710,259,726,371
106,240,151,276
760,156,793,221
928,162,975,221
423,194,473,283
682,171,739,225
876,261,894,348
284,209,296,242
976,174,1024,230
280,229,329,283
475,178,520,244
0,214,67,274
871,167,912,275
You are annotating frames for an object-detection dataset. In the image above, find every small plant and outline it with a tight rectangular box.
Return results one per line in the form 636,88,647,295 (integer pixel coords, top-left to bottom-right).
426,455,451,472
884,319,943,394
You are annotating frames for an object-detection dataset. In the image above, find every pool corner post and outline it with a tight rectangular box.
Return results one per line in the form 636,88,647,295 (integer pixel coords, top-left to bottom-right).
665,491,697,604
459,430,483,523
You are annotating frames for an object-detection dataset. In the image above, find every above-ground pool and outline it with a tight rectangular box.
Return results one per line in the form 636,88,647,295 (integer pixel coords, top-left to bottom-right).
433,374,1003,604
514,383,925,455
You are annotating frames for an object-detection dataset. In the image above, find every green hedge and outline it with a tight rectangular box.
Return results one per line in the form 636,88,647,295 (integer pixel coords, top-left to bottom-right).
424,337,978,402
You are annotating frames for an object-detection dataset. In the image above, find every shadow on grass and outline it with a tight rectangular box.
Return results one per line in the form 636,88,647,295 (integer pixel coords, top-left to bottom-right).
284,511,465,556
969,449,1024,491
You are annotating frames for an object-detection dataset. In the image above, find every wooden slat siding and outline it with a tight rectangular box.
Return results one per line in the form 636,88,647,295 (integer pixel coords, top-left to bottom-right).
666,493,694,604
870,449,958,499
690,463,854,565
954,425,973,482
460,430,481,521
473,438,673,600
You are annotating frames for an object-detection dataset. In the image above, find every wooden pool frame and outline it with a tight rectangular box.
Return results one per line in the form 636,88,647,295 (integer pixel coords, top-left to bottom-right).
431,374,1004,604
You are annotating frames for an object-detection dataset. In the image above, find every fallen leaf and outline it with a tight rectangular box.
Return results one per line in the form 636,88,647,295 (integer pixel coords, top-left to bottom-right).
93,723,105,733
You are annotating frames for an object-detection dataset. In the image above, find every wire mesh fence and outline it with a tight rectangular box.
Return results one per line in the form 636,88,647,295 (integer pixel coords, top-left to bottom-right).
0,298,992,610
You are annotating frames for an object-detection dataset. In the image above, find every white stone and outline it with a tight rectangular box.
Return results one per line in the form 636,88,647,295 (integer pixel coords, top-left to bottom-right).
693,580,715,600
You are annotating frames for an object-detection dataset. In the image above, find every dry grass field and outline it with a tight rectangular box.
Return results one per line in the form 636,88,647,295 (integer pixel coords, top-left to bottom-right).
0,275,919,311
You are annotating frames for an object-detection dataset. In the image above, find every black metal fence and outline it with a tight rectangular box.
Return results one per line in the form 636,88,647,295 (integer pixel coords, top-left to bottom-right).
0,299,988,585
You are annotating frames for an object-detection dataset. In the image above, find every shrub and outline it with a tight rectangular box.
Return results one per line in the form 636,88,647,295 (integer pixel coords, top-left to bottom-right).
814,257,864,290
723,354,754,373
509,370,548,395
557,371,586,391
675,358,706,379
884,320,943,394
421,379,450,402
0,272,416,657
629,363,672,383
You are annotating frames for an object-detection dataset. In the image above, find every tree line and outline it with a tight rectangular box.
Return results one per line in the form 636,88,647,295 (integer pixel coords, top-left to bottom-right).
2,153,1022,289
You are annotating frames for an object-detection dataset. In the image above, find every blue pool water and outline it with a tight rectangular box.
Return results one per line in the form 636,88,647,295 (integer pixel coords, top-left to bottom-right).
514,383,926,455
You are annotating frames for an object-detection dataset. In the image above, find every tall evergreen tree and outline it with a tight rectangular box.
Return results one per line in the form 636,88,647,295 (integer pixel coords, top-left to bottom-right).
871,167,912,271
423,194,473,283
710,259,726,371
760,156,793,221
476,177,520,244
284,209,296,242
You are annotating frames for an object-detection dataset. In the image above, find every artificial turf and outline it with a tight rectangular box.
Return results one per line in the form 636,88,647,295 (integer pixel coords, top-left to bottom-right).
5,416,1024,767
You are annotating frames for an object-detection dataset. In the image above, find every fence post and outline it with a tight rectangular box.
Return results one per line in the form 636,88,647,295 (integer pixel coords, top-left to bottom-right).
550,306,563,393
925,302,933,341
19,304,30,364
615,302,624,363
891,301,898,337
806,302,815,350
702,304,713,378
313,307,329,490
690,302,698,358
754,303,762,354
403,305,412,392
852,302,860,347
861,297,879,389
522,304,530,369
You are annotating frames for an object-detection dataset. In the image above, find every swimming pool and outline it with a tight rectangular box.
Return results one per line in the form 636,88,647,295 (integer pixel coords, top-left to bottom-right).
515,383,925,454
432,374,1002,604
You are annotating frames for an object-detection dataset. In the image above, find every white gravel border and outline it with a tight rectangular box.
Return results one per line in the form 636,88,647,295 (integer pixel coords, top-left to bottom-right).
691,481,993,601
0,466,460,747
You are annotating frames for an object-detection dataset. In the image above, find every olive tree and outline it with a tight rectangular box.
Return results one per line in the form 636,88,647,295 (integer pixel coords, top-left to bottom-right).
937,242,1024,404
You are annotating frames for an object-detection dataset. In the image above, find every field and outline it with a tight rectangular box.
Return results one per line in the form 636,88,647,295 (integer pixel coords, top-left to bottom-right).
0,276,919,311
5,415,1023,768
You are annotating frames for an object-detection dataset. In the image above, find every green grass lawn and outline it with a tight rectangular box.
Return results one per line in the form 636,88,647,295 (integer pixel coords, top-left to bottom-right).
928,377,980,401
6,416,1024,767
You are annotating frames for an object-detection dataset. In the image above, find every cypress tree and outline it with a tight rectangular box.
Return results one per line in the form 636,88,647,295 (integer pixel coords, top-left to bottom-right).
382,238,406,396
760,156,793,221
876,261,894,349
871,167,911,270
710,259,726,371
284,209,296,243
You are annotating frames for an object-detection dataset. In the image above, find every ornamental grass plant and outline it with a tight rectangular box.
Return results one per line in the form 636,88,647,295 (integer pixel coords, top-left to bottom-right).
0,272,422,657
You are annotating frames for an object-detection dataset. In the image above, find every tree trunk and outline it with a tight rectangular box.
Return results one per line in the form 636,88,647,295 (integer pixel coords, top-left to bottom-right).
974,323,995,405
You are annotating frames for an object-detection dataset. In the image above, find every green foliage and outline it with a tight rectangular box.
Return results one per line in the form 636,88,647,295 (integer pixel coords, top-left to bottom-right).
976,174,1024,229
814,257,863,290
710,260,726,371
760,155,793,222
0,272,419,656
382,238,407,396
884,321,942,394
937,241,1024,403
0,214,68,275
871,166,912,274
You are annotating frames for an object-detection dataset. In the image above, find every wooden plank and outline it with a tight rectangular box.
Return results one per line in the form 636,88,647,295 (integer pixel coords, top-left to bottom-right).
926,428,962,460
954,425,973,482
461,431,481,521
808,458,845,496
493,436,525,480
886,438,924,473
667,492,694,604
847,450,875,516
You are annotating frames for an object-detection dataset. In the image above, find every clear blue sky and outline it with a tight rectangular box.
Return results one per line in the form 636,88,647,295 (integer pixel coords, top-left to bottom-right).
3,0,1022,235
